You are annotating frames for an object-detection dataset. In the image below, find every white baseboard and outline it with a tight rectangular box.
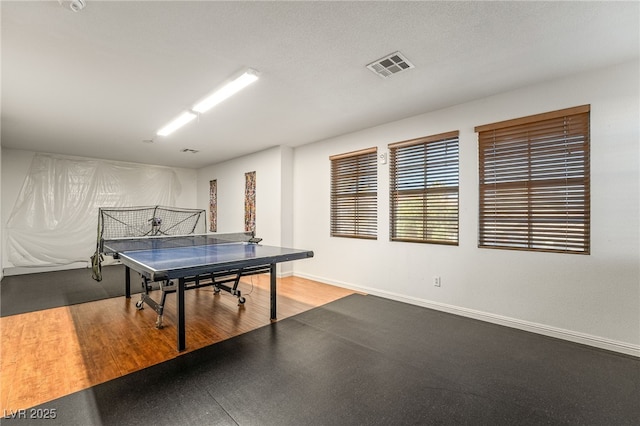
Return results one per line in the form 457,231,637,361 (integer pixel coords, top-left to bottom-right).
296,272,640,358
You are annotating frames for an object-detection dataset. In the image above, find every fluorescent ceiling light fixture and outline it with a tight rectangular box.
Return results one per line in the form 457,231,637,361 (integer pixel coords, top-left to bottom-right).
155,68,259,137
192,69,259,113
156,111,197,136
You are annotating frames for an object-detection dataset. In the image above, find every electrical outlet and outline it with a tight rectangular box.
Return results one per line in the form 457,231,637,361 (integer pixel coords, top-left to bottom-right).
433,276,441,287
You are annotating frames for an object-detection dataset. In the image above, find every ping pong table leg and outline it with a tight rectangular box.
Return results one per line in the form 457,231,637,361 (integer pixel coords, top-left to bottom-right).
270,263,277,320
178,278,186,351
125,266,131,298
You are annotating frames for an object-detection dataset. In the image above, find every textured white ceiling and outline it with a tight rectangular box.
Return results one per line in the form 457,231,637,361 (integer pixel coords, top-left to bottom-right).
2,1,638,169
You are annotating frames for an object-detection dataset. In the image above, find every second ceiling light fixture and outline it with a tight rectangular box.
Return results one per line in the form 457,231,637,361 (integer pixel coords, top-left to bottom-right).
157,68,260,137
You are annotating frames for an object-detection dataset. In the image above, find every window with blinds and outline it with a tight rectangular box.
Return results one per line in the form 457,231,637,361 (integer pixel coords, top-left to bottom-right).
330,147,377,239
476,105,590,254
389,131,459,244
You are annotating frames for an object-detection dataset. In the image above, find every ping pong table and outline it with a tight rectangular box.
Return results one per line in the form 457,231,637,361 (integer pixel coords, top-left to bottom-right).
102,232,314,351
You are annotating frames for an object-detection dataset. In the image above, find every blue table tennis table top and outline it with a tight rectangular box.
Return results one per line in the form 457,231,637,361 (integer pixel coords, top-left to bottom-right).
103,235,314,281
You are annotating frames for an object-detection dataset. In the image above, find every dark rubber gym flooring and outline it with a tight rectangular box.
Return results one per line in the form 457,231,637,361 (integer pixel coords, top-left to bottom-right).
2,293,638,425
1,265,138,317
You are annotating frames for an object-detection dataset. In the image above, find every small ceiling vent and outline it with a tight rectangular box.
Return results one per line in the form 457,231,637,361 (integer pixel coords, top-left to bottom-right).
366,51,414,78
181,148,199,154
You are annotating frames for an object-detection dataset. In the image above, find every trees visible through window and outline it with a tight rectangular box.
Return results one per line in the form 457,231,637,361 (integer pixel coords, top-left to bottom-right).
475,105,590,254
389,131,459,245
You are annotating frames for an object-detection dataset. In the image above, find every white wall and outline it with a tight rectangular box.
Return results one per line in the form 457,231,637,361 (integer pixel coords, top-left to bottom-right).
196,146,296,276
0,145,3,281
292,60,640,355
0,148,198,273
280,146,294,249
196,146,282,245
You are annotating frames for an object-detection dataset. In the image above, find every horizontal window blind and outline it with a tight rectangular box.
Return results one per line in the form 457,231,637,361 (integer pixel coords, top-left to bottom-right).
330,147,377,239
389,131,459,244
476,105,590,254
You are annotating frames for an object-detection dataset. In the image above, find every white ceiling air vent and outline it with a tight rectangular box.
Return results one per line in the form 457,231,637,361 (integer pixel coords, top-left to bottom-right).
366,51,414,79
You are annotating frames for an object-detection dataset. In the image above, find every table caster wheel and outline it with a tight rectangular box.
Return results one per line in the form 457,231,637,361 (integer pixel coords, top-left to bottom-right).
238,296,246,305
135,300,144,310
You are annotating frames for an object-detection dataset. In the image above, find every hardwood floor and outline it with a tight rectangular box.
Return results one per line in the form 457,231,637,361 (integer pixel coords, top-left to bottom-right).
0,275,355,412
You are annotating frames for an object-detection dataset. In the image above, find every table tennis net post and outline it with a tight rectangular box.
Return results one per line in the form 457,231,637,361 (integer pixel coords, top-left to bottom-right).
92,206,207,281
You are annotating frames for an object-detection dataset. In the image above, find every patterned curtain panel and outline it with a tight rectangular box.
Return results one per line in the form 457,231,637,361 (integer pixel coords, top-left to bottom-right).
209,179,217,232
244,171,256,233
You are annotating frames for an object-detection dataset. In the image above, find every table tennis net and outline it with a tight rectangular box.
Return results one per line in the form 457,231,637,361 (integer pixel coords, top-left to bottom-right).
92,206,207,281
102,232,255,253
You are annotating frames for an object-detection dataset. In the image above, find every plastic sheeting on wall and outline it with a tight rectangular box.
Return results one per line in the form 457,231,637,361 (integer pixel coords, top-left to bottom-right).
6,154,181,267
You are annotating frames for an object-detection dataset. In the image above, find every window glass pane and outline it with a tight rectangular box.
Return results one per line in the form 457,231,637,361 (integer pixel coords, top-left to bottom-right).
389,133,459,245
